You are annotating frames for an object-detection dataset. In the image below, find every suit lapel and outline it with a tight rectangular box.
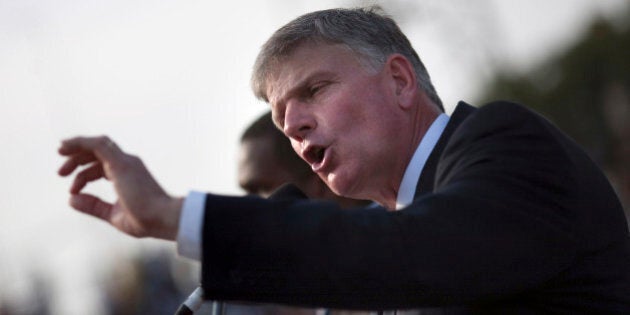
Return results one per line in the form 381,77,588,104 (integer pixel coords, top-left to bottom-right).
414,102,476,199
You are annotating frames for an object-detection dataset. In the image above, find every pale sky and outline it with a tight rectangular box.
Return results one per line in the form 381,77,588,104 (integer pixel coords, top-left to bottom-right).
0,0,627,313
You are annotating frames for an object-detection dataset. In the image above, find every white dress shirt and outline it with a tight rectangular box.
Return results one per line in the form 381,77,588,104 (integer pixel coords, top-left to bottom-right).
395,113,449,209
176,113,450,260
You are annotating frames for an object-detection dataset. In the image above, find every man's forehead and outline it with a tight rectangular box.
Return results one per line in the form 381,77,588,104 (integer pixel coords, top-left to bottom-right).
265,43,355,103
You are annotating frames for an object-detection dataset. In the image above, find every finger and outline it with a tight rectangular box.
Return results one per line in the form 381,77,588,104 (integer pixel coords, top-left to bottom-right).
58,136,97,155
59,136,121,162
70,162,105,194
58,151,97,176
69,193,114,223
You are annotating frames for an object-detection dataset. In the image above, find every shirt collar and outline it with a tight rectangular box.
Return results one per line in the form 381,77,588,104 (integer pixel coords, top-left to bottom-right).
395,113,449,210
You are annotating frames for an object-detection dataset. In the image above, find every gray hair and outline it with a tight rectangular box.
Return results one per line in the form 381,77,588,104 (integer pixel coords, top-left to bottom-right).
251,6,443,111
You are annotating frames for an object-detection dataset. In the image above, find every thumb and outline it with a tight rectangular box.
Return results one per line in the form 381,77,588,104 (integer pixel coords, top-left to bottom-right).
69,193,114,222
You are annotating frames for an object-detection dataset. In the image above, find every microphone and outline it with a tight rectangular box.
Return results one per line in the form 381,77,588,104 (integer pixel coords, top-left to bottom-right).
174,287,204,315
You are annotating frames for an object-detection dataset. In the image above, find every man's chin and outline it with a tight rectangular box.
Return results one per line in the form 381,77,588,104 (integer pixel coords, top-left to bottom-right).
325,174,357,199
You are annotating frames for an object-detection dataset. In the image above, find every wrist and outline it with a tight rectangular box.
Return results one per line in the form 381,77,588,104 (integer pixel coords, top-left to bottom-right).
153,196,184,241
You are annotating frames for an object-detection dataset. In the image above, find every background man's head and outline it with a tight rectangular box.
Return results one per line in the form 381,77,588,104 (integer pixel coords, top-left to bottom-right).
238,111,312,198
251,6,443,111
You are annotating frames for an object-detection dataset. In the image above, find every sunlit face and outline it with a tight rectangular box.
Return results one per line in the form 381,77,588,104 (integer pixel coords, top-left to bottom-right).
266,43,409,201
238,137,293,198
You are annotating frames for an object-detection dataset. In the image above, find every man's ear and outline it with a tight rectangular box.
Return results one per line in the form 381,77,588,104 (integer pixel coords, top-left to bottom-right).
385,54,418,110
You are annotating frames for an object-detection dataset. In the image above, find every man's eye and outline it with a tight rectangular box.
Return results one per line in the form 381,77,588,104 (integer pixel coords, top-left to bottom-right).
309,86,321,95
309,83,327,96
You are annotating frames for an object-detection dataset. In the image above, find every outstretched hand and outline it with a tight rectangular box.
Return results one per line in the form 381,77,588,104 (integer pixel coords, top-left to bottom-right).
58,136,183,240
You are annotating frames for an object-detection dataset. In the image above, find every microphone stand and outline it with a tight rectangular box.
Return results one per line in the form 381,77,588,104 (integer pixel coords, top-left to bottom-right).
211,301,224,315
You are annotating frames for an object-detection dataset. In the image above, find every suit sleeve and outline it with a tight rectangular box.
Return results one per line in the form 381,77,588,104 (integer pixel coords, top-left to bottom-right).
199,103,585,309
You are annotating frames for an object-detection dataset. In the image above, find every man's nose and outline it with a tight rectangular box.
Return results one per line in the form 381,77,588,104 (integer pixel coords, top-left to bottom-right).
283,101,316,143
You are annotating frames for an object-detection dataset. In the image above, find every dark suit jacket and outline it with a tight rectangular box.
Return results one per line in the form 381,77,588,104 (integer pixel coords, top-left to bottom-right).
200,101,630,313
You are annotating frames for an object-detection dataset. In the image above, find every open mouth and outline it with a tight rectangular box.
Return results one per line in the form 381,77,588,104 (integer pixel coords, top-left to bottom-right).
314,147,325,164
304,145,326,168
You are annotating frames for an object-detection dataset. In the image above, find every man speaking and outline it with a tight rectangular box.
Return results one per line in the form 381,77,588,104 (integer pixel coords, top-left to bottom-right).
58,7,629,313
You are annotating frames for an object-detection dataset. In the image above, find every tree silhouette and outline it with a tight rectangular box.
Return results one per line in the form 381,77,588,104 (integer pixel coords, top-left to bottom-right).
477,6,630,219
